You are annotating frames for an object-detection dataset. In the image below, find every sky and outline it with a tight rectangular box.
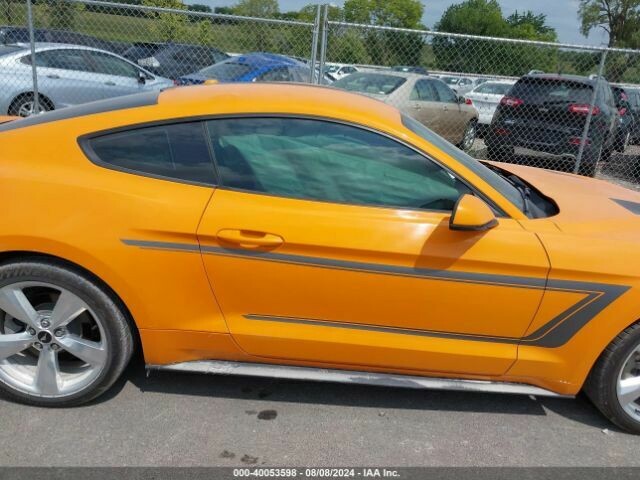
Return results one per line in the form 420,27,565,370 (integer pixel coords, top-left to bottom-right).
187,0,610,46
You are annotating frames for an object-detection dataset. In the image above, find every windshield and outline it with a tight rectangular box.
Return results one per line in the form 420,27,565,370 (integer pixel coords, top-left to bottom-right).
0,45,22,57
511,78,593,104
474,82,513,95
333,73,406,96
401,114,526,214
198,61,253,81
442,77,460,85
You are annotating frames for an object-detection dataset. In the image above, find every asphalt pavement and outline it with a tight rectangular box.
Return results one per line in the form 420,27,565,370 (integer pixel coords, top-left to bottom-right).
2,354,640,467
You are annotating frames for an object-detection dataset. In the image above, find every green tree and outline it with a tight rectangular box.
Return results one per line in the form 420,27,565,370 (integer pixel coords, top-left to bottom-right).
233,0,279,18
142,0,187,41
342,0,424,66
343,0,422,29
46,0,81,30
433,0,558,76
297,3,344,22
578,0,640,47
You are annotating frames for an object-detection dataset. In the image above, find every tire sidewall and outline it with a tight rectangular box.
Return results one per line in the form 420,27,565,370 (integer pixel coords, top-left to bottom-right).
0,260,132,407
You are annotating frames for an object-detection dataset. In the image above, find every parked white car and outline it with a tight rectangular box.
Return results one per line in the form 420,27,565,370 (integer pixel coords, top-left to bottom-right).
0,43,173,116
323,63,358,81
464,79,516,127
439,76,485,95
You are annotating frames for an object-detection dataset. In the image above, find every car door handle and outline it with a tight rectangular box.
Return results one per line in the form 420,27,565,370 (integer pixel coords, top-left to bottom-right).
413,103,422,110
105,81,116,86
216,229,284,248
46,74,60,79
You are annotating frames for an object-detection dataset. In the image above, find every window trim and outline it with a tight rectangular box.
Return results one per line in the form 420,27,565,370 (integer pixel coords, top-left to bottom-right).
78,114,507,216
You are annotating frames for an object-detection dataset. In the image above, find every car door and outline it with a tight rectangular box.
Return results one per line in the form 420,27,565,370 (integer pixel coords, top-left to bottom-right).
197,116,550,376
403,79,444,134
29,48,108,106
433,80,468,143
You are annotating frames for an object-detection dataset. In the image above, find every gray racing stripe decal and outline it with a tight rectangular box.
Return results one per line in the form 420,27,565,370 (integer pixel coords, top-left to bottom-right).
122,239,630,348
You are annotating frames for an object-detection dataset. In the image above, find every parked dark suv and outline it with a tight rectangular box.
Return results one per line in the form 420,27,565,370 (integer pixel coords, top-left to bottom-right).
122,42,229,80
486,73,620,177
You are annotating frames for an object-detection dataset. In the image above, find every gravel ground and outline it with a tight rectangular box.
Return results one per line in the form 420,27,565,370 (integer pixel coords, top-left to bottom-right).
2,356,640,467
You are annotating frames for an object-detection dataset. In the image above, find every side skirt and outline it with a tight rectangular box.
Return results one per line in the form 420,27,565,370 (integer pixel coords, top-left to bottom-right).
147,360,571,398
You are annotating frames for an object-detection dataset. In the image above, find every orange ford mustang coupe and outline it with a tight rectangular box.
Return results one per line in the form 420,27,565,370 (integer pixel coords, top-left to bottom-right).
1,84,640,433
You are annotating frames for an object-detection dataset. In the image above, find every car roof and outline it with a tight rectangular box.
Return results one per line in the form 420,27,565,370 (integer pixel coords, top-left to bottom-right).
9,42,114,53
0,84,402,136
521,73,601,85
228,52,306,68
350,70,427,80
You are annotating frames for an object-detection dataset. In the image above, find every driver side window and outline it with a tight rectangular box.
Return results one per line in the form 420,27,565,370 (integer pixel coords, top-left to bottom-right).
207,117,472,211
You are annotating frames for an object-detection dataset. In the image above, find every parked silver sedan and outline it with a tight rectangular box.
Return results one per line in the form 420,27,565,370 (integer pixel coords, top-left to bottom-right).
0,43,173,116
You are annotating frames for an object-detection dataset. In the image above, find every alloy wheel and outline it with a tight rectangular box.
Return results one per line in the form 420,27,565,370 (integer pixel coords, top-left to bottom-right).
0,282,107,398
616,343,640,422
461,121,477,151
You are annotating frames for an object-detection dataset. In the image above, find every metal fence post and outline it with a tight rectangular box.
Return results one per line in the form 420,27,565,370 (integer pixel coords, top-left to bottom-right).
573,49,608,174
317,4,328,85
309,4,321,84
25,0,40,115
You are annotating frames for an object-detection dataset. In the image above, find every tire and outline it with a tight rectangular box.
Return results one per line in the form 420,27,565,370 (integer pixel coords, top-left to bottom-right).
584,322,640,434
614,131,631,153
0,260,133,407
458,119,478,152
577,143,602,177
8,93,53,117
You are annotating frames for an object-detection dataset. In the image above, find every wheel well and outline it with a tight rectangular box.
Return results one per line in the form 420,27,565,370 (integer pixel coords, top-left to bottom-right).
0,250,141,353
8,92,55,113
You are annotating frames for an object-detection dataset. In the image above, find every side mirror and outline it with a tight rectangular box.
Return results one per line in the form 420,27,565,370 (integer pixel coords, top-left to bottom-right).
449,194,498,231
138,71,146,85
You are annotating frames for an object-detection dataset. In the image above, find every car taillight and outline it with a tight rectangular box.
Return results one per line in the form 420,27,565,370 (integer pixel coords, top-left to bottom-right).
569,137,591,145
500,96,523,107
494,128,510,136
465,98,473,105
619,107,627,116
568,104,600,115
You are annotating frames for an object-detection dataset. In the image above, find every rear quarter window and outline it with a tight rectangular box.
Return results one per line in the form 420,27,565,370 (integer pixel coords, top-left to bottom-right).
83,122,216,185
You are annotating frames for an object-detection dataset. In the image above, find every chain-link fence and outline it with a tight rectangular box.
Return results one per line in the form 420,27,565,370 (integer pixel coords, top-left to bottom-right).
3,0,640,187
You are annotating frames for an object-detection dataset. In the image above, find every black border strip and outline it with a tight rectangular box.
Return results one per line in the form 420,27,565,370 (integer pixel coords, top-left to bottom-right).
121,238,630,348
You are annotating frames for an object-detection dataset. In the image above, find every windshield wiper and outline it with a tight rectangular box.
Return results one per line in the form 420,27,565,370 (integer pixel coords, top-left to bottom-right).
507,174,532,217
484,164,532,216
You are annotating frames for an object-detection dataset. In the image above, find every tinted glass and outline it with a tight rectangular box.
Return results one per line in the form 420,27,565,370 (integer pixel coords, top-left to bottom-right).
85,51,139,78
510,78,593,104
433,81,458,103
32,49,91,71
259,67,293,82
442,77,460,85
474,82,513,95
0,45,22,57
207,117,472,211
198,61,253,81
333,73,406,95
411,80,437,101
401,114,521,214
88,122,215,184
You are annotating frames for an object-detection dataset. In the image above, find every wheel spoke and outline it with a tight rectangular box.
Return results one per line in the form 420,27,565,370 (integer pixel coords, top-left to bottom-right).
0,286,39,328
49,290,88,330
34,348,60,396
619,375,640,406
57,335,106,367
0,332,33,360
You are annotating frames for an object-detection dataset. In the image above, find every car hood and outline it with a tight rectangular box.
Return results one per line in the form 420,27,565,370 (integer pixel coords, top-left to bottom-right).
489,162,640,238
